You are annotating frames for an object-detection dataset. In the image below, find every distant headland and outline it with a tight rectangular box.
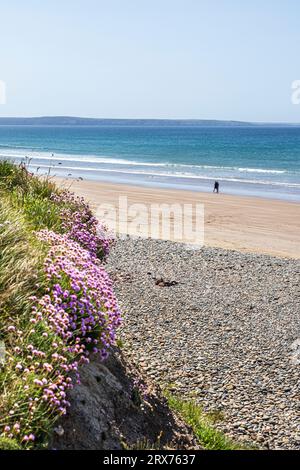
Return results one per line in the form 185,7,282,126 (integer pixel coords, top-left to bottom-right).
0,116,299,126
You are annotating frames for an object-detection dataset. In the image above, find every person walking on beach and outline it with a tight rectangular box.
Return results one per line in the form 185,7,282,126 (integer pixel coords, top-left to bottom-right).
213,181,220,193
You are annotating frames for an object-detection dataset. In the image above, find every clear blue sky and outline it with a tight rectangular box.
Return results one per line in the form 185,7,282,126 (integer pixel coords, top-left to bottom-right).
0,0,299,122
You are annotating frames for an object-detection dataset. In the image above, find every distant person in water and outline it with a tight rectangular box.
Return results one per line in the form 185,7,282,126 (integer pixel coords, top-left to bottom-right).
213,181,220,193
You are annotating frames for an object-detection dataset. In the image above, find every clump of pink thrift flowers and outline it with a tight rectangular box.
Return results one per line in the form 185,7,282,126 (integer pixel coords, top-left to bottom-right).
36,229,121,362
50,190,112,258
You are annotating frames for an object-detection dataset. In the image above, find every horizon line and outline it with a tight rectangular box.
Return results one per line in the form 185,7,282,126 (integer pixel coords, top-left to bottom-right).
0,115,300,125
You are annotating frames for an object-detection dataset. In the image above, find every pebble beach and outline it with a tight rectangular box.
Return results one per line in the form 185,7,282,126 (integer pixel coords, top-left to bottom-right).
106,237,300,450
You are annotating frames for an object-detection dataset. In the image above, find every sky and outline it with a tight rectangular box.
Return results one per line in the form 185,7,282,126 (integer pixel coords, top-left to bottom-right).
0,0,300,122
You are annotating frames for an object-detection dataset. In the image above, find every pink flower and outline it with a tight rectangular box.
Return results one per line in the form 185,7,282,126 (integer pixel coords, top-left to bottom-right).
13,423,20,433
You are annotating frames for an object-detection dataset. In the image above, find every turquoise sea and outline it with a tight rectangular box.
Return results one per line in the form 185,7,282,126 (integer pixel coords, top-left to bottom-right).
0,125,300,201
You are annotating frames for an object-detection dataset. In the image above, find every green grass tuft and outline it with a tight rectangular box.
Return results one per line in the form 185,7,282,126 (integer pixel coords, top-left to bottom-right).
0,198,46,330
166,392,251,450
0,437,21,450
0,159,62,231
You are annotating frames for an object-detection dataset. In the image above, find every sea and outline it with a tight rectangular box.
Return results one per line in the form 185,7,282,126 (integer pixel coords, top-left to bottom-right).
0,125,300,202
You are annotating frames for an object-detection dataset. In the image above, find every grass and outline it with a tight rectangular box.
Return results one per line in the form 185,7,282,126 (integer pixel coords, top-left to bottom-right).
0,437,21,450
0,161,58,336
0,159,62,231
0,197,59,448
166,392,251,450
0,161,72,448
0,198,46,332
123,434,163,451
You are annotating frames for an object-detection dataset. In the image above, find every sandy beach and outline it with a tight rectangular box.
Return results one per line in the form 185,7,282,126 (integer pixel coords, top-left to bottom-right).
56,178,300,259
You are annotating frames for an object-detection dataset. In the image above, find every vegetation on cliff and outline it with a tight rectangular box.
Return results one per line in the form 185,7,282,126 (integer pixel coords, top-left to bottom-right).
0,161,120,449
